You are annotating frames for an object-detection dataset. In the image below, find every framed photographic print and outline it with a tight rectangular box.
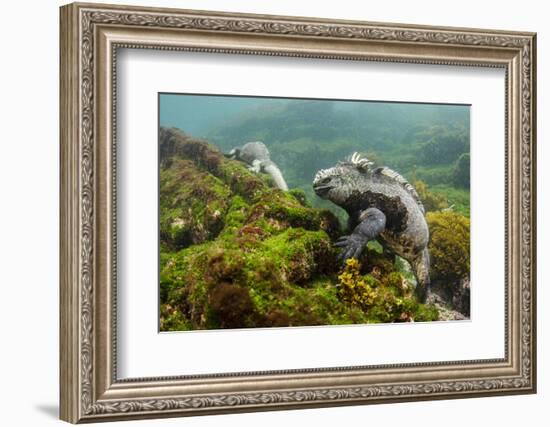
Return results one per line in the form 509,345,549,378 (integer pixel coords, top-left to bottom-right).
59,2,537,423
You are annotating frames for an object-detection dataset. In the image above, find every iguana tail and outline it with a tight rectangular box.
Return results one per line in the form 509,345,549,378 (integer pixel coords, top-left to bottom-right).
412,247,431,302
263,163,288,191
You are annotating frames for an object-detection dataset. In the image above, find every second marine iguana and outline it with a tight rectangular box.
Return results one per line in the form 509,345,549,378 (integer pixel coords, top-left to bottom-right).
225,141,289,191
313,153,431,301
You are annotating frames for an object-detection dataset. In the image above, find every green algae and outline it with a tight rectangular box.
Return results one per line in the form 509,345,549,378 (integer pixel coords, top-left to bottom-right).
158,127,444,330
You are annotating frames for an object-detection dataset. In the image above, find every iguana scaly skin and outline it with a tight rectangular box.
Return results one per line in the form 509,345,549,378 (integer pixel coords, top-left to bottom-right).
313,153,431,301
226,141,288,191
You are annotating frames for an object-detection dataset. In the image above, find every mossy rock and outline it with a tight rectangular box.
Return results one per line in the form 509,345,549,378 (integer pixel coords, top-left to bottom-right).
426,210,470,282
161,226,346,329
425,210,471,317
336,258,438,323
160,159,231,251
159,127,340,246
159,127,442,330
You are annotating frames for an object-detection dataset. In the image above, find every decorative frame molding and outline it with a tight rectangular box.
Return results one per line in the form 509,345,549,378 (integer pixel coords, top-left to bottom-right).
60,2,536,423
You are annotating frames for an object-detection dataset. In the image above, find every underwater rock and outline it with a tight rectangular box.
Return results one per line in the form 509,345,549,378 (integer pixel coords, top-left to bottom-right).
425,210,470,316
337,257,439,323
424,275,470,320
159,128,448,330
160,128,348,330
160,158,231,251
425,290,467,321
426,210,470,281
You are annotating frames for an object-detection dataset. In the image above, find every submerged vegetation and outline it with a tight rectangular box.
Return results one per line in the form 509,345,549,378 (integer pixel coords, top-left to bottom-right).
427,211,470,282
159,97,472,330
337,258,438,323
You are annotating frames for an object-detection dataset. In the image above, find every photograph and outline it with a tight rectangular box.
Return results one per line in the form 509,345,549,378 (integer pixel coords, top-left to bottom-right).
158,94,471,331
57,2,536,422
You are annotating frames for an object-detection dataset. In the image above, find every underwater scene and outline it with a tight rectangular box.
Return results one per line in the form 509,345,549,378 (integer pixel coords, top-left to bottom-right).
159,94,471,331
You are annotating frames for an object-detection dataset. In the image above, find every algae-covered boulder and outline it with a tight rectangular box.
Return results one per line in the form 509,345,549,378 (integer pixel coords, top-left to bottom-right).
159,128,340,251
426,211,470,282
426,210,471,317
160,128,347,330
159,128,444,330
337,258,438,323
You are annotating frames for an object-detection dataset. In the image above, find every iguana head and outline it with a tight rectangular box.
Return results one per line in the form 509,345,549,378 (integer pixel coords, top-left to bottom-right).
313,152,373,205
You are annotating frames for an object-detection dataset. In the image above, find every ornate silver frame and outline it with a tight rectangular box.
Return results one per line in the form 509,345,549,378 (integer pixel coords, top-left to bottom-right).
60,2,537,423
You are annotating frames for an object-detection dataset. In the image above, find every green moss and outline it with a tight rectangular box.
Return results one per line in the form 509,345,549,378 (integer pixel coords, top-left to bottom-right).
259,228,337,283
336,258,438,323
244,189,341,239
413,304,440,322
160,159,231,251
363,248,396,276
160,304,193,331
160,225,339,330
426,211,470,282
216,160,268,201
160,229,341,330
158,127,445,330
219,195,249,238
288,188,310,207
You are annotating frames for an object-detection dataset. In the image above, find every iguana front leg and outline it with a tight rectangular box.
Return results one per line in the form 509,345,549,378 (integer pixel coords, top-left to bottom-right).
335,208,386,262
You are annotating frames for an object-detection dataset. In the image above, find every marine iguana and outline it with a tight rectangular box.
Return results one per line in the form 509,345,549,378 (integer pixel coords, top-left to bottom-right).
225,141,289,191
313,152,431,301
